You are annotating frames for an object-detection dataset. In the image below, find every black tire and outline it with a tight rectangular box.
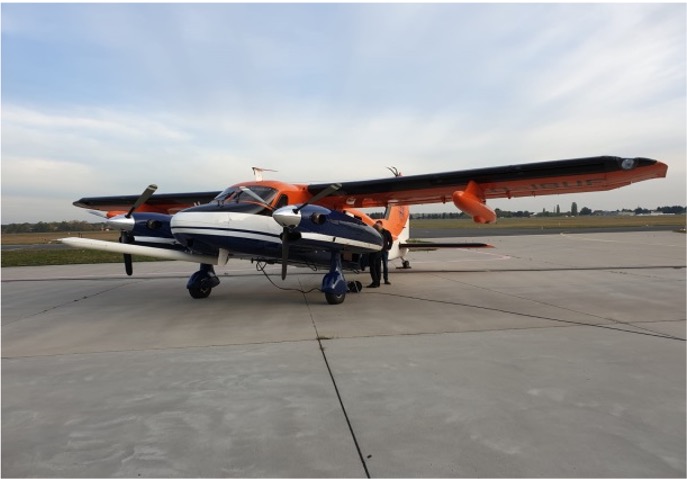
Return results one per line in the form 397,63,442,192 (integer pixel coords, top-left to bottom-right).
325,291,345,305
189,285,212,299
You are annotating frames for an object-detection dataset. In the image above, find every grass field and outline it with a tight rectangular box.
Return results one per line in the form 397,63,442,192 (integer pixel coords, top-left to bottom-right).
1,249,165,268
1,231,159,267
2,215,684,267
1,230,119,245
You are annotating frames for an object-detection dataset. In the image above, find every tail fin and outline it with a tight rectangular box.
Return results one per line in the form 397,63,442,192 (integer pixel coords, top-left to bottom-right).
380,204,410,261
377,167,410,261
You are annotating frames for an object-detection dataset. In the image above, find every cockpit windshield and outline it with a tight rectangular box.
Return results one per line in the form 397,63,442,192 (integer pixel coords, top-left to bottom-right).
213,185,278,206
214,187,237,202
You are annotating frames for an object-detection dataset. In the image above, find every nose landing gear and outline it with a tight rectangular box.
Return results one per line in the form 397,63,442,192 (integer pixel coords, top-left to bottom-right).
321,253,347,304
320,253,365,305
187,264,220,299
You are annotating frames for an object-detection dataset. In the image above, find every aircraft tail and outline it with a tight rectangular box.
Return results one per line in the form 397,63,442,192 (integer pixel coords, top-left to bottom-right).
380,205,493,263
379,204,410,261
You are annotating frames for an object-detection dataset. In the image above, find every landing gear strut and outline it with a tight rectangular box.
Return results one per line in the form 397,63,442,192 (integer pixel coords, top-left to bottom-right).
187,263,220,299
321,253,347,304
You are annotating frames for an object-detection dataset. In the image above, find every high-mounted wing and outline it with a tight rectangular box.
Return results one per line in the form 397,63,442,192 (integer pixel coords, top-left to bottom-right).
309,156,667,209
73,191,221,215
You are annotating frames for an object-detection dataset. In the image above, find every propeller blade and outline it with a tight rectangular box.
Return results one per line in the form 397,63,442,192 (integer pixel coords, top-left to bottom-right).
124,254,133,276
278,228,302,280
119,231,135,276
87,210,108,219
281,232,289,280
294,183,341,213
126,184,158,218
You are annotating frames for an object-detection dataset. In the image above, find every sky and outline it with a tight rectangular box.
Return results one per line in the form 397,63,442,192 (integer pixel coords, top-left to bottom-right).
1,3,685,223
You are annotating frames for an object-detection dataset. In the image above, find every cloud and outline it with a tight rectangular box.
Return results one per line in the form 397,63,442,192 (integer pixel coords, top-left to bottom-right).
1,3,684,223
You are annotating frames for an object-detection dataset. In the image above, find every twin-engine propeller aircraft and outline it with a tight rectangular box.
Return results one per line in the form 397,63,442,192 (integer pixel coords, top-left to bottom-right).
60,156,667,304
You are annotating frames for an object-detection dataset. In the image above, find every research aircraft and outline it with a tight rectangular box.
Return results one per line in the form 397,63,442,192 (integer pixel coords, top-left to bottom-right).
60,156,667,304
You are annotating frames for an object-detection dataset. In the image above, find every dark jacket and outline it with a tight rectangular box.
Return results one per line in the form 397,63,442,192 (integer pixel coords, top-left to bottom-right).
381,229,393,251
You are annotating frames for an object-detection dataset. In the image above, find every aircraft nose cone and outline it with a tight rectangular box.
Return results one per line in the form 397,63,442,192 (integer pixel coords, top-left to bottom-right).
273,206,301,228
107,215,135,231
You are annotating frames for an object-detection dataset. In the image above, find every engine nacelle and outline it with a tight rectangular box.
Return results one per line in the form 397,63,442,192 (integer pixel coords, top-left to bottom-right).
452,181,497,224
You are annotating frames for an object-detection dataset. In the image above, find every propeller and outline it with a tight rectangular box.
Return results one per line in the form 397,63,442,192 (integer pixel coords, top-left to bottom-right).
294,183,341,213
274,183,341,280
114,184,157,276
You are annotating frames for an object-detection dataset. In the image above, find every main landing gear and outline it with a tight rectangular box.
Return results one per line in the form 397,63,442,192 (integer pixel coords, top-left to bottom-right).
187,255,362,305
187,263,220,299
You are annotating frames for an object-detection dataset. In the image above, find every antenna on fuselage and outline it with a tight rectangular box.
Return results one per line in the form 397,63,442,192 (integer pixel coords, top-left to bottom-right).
252,167,278,182
386,166,401,177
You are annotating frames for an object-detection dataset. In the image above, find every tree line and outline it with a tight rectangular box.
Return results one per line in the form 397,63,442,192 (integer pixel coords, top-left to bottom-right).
1,221,106,234
411,204,685,220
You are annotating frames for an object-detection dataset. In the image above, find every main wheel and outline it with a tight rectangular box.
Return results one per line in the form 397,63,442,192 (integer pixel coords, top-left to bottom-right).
325,291,346,305
189,285,212,299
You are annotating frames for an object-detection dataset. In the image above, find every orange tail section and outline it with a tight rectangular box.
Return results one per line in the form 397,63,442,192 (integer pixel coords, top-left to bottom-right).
381,204,410,241
378,204,410,261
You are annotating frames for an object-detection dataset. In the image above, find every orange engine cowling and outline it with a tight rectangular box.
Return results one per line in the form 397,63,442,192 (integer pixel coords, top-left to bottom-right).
452,181,497,224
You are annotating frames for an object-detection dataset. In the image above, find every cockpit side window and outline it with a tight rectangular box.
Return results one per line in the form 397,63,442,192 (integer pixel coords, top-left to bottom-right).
275,194,289,209
250,186,278,203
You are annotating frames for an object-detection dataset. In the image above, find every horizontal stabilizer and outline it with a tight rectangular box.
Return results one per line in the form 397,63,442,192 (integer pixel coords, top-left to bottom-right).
400,242,493,249
59,237,219,265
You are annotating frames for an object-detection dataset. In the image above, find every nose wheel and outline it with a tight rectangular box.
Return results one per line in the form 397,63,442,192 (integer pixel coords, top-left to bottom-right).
187,264,220,299
324,291,345,305
321,254,364,305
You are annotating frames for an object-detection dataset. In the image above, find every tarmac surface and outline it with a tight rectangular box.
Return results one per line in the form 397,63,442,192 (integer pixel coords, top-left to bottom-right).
2,230,686,477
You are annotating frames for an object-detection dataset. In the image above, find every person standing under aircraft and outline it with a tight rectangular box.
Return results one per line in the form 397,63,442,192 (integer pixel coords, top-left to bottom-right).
367,222,384,288
376,220,393,285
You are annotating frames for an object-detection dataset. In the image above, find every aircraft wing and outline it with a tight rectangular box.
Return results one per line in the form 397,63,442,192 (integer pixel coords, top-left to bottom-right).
59,237,219,264
73,191,221,214
309,156,667,209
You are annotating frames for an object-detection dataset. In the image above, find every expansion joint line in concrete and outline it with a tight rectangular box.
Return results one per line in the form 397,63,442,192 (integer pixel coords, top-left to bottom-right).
371,290,685,343
426,272,686,341
2,281,135,325
301,286,371,478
